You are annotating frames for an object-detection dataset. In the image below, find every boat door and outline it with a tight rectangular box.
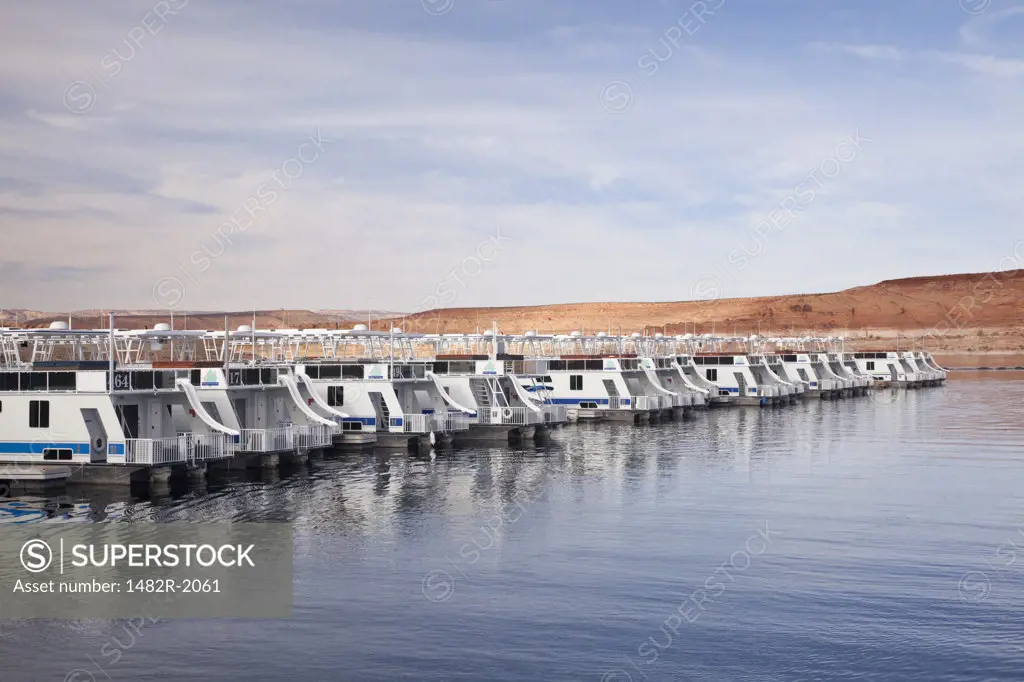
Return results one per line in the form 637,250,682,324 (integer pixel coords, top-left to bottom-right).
81,408,107,463
148,401,162,438
255,394,267,427
115,404,140,439
233,399,248,429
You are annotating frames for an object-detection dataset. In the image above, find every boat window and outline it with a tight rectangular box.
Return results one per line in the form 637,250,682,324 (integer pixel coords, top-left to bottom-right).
320,365,341,379
549,360,566,371
328,386,344,406
782,355,798,363
29,399,50,428
243,369,260,385
569,375,583,391
432,362,449,374
304,366,320,379
260,369,277,385
866,361,875,370
585,360,603,371
0,373,20,391
190,369,201,386
342,365,364,379
567,360,586,371
132,372,153,391
706,368,718,382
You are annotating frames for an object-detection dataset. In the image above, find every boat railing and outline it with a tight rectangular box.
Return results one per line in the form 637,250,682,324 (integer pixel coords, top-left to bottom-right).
631,395,656,411
543,404,567,424
477,406,539,425
125,433,236,465
437,412,471,432
292,424,333,449
401,413,432,433
239,426,294,453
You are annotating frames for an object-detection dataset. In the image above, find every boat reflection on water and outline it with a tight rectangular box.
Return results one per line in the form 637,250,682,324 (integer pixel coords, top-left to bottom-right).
0,497,94,523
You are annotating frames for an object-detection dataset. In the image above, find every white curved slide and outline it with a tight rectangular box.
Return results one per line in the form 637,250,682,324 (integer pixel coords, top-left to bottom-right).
297,372,349,419
278,375,337,427
175,379,241,437
426,372,477,415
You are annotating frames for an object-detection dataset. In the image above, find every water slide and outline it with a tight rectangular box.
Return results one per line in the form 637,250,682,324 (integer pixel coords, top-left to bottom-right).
277,375,337,427
674,365,712,396
508,375,545,415
297,372,349,419
644,367,679,398
426,372,477,416
174,378,241,437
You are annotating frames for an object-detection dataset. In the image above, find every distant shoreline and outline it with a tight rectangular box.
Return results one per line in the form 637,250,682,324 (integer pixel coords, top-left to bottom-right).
948,366,1024,371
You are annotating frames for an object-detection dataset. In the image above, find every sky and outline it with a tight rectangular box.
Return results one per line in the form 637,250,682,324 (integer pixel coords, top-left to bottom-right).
0,0,1022,313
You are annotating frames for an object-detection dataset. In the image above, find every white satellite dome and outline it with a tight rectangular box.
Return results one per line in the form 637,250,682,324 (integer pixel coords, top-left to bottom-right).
654,332,664,340
683,333,694,340
391,327,402,334
703,333,714,339
236,324,251,333
524,330,537,337
48,320,69,330
596,331,608,338
570,330,581,337
482,329,494,336
352,323,368,331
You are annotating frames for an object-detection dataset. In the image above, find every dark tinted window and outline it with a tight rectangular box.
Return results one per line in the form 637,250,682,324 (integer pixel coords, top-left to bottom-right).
304,366,320,379
29,400,50,428
569,375,583,391
342,365,364,379
319,365,341,379
49,372,77,391
586,360,603,371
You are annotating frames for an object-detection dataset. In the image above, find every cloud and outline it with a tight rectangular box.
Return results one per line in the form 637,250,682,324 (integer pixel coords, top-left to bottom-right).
0,0,1021,312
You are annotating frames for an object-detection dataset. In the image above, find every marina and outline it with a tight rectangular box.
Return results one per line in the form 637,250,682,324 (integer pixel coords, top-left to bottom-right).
0,320,946,492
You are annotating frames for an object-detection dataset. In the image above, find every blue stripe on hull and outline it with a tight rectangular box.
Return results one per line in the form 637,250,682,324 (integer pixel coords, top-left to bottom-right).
0,442,90,454
343,417,376,426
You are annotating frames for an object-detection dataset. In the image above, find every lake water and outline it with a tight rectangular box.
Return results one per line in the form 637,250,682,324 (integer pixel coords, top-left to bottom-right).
3,376,1024,681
